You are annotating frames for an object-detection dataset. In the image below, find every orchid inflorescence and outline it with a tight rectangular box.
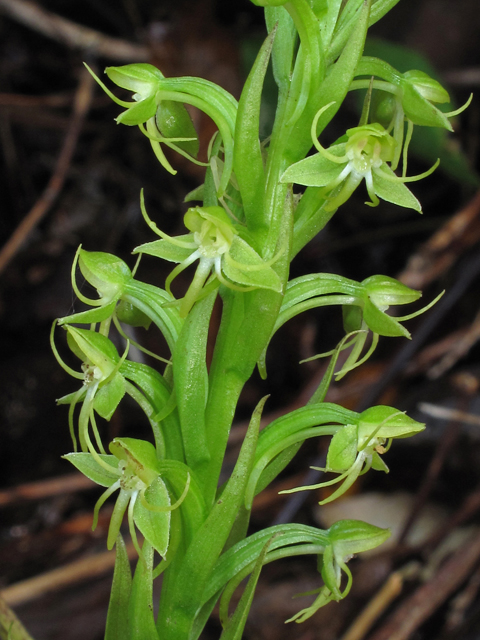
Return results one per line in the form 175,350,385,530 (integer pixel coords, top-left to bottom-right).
50,0,470,637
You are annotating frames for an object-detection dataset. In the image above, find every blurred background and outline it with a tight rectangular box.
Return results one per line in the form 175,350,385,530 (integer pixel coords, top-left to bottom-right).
1,0,480,638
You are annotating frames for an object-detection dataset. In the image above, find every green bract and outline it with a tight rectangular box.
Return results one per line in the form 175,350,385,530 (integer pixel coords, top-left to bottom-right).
133,195,282,317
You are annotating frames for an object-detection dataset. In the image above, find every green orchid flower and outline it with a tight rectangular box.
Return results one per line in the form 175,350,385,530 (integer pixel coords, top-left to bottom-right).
65,437,189,562
85,63,200,175
52,325,128,454
133,192,282,317
281,103,439,212
281,406,425,505
352,58,472,171
287,520,390,623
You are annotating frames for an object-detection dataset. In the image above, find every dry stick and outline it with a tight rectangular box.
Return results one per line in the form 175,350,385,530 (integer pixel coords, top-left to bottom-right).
0,473,95,508
399,190,480,291
397,418,461,547
0,595,34,640
368,532,480,640
423,484,480,555
0,0,148,62
0,542,137,607
0,66,94,276
339,565,420,640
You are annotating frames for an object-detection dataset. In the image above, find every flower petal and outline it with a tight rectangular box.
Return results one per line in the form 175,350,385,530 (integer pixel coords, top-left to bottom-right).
372,165,422,212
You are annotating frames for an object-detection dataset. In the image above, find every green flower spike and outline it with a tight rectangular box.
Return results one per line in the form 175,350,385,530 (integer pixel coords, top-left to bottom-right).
65,437,190,562
287,520,390,623
281,406,425,505
281,102,439,212
133,191,282,317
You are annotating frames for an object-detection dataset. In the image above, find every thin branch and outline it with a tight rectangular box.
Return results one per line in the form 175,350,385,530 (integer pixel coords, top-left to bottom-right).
0,542,136,606
0,0,148,61
369,532,480,640
0,65,94,275
0,473,95,508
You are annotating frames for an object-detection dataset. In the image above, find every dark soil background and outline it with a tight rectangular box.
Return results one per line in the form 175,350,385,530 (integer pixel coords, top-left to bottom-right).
1,1,480,639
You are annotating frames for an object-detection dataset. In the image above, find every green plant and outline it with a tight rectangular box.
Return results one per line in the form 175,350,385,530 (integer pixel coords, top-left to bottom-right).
49,0,468,637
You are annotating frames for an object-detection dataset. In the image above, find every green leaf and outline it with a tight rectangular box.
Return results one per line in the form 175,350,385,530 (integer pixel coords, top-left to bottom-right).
105,535,132,640
372,166,422,212
265,6,296,89
172,292,215,475
128,542,159,640
94,373,126,420
219,535,275,639
233,29,274,228
133,478,171,556
63,452,118,486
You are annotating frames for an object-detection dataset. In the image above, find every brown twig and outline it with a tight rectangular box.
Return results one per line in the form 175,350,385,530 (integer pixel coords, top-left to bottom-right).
0,65,94,275
398,190,480,290
0,473,95,508
0,0,148,61
369,532,480,640
340,564,420,640
0,542,136,606
397,418,461,546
